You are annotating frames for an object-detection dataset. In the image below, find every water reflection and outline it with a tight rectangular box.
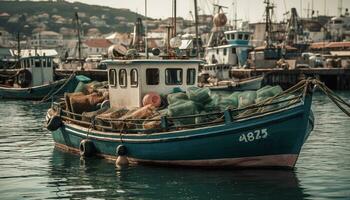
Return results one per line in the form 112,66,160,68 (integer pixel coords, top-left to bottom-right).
49,148,308,200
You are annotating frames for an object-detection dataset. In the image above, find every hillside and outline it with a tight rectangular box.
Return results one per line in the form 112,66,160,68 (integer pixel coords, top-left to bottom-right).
0,0,146,36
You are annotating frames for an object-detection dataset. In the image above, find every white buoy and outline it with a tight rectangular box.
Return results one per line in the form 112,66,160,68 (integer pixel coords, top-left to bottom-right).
116,156,129,166
116,145,129,166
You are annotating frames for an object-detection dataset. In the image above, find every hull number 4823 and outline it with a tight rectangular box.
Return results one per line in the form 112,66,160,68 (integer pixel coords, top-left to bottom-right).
239,129,268,143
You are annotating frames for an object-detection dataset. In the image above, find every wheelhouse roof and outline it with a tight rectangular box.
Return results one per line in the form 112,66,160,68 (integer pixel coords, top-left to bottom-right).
19,55,55,60
102,59,203,66
224,30,252,35
206,44,252,49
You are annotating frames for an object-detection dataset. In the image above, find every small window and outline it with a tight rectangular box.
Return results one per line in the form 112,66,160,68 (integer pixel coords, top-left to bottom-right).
223,48,227,55
187,68,196,85
238,34,243,40
165,68,183,85
232,48,236,54
35,59,41,67
232,34,235,40
43,58,47,67
244,34,249,40
216,49,219,54
130,68,138,87
25,59,29,68
108,69,117,87
47,58,51,67
119,69,127,88
146,68,159,85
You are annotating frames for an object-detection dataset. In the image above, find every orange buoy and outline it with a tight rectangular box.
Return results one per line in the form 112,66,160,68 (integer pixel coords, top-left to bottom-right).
142,92,161,107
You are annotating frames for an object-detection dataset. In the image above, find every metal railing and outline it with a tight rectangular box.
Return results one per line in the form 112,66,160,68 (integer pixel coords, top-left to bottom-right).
53,92,303,134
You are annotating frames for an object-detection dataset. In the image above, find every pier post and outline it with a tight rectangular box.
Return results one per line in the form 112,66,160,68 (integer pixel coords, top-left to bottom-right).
224,109,233,124
161,116,169,130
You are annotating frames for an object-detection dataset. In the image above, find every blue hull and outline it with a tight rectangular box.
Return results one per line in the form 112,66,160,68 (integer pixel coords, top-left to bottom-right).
50,94,314,168
0,78,77,100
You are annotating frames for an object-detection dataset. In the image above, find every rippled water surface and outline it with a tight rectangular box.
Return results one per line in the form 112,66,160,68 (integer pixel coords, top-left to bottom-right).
0,93,350,199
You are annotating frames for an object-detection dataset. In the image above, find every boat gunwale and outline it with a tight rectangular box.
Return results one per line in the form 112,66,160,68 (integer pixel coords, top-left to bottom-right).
0,78,66,91
57,101,307,143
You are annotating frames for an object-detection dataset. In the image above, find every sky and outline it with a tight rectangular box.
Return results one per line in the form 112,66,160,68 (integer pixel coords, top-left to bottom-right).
65,0,350,22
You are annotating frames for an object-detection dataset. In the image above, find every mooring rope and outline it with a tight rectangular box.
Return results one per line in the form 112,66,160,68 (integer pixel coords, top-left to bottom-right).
312,80,350,117
39,72,76,103
16,127,48,148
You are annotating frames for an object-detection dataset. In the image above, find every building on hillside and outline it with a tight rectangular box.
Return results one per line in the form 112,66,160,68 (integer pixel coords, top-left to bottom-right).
105,32,131,46
90,16,106,27
0,28,12,47
82,38,112,57
30,31,63,49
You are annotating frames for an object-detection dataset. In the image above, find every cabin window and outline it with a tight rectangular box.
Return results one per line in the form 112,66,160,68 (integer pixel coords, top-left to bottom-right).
232,48,236,54
35,59,41,67
29,59,33,67
244,34,249,40
47,58,51,67
187,68,196,85
119,69,127,88
334,20,343,24
238,34,243,40
130,68,138,87
232,34,235,40
223,48,227,55
165,68,183,85
109,69,117,87
146,68,159,85
43,58,47,67
24,59,29,68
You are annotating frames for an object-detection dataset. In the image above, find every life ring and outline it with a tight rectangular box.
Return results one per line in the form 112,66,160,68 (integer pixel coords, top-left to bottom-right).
46,115,62,131
16,69,32,88
79,139,95,157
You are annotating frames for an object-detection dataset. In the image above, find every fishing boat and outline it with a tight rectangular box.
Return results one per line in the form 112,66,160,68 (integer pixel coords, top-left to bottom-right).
46,59,316,169
0,55,80,100
200,6,263,91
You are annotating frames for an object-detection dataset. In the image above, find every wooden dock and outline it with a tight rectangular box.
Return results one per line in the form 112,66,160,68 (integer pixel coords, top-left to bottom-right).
2,68,350,90
231,68,350,90
55,69,107,82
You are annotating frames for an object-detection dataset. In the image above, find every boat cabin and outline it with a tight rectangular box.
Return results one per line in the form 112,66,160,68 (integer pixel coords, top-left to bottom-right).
205,31,252,67
19,56,55,87
104,59,201,108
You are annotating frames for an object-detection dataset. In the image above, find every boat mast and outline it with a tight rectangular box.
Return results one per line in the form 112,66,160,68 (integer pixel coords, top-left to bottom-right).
194,0,200,58
145,0,149,58
173,0,177,37
17,32,21,67
75,12,83,69
264,0,274,48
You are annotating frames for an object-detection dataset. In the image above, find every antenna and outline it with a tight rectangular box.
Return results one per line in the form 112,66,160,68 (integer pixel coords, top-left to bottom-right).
338,0,343,16
304,2,312,18
232,1,242,30
263,0,274,47
74,12,83,70
300,0,303,18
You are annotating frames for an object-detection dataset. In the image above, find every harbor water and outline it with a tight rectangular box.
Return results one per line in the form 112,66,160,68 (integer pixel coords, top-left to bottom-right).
0,92,349,200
